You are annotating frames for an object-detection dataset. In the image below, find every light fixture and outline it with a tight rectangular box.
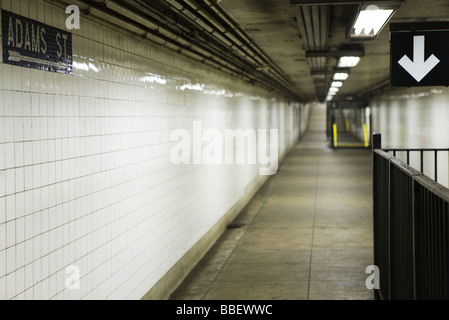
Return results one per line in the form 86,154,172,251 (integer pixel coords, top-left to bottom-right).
329,87,339,93
333,72,349,81
338,56,361,68
348,2,403,40
331,81,343,88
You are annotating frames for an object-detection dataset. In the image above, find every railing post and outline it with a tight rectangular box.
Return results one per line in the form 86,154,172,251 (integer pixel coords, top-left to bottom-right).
372,132,381,300
373,133,382,150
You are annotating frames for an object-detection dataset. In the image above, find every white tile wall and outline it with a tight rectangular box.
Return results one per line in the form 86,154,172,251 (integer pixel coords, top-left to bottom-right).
0,0,308,299
371,87,449,188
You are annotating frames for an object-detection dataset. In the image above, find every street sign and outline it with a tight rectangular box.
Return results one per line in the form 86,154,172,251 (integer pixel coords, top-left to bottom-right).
1,10,73,74
390,23,449,87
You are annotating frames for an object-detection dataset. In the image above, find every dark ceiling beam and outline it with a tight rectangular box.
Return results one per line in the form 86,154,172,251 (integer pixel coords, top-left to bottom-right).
305,48,365,58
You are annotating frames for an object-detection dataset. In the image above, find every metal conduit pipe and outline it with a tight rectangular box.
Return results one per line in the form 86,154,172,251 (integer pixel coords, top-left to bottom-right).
198,0,300,93
161,0,256,63
114,0,270,84
145,1,301,95
203,0,300,92
55,0,299,98
147,0,300,96
176,0,261,62
90,0,270,79
99,0,299,97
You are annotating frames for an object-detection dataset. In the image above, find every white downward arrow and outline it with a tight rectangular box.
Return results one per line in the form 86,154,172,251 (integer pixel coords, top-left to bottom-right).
398,35,440,82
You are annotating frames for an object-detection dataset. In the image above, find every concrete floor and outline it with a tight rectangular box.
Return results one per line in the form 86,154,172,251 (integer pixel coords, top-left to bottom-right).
169,104,374,300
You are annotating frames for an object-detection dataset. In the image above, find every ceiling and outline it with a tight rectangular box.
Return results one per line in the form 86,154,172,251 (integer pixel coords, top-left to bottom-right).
217,0,449,102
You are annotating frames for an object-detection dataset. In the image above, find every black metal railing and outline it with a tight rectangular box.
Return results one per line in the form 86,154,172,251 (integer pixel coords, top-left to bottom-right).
372,133,449,300
383,148,449,183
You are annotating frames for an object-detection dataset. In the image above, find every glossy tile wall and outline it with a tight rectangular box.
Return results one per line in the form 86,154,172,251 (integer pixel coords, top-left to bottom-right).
0,0,309,299
371,87,449,188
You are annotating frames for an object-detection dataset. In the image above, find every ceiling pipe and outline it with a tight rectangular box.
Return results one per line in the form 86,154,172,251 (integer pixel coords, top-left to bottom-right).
55,0,300,99
159,0,255,63
197,0,301,93
98,0,299,96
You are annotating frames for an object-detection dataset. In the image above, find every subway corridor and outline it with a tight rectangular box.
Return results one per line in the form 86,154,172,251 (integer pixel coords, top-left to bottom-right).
170,104,374,300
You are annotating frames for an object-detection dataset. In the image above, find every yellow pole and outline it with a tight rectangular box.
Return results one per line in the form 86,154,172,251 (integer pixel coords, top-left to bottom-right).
345,119,350,132
333,124,338,148
363,124,368,147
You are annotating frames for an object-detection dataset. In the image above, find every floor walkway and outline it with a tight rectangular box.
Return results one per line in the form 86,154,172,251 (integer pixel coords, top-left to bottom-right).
169,104,374,300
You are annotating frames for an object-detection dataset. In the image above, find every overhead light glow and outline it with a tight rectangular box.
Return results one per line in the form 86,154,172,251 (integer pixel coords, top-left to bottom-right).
353,5,393,38
331,81,343,88
333,73,349,81
338,56,361,68
180,83,204,91
329,87,339,93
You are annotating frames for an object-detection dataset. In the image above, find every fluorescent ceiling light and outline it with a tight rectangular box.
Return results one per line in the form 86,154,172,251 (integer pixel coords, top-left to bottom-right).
338,56,360,68
333,72,349,80
349,4,399,40
329,87,339,93
331,81,343,88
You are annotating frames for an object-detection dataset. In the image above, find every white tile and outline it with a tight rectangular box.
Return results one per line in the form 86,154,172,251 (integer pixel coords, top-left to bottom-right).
5,143,14,169
41,234,49,263
6,245,15,274
24,238,33,266
13,93,23,117
5,169,14,196
24,190,33,216
33,211,42,237
15,242,24,270
6,220,15,247
14,118,24,142
0,171,5,198
5,194,15,222
3,90,13,113
15,167,24,193
39,118,48,140
39,141,48,164
33,279,41,300
41,254,49,280
15,217,24,244
0,223,5,251
14,192,24,220
31,118,40,142
4,117,14,142
24,287,33,300
32,141,40,165
24,214,33,241
0,197,5,224
23,142,32,167
23,118,32,141
0,249,5,278
0,118,4,143
0,276,5,300
6,271,15,299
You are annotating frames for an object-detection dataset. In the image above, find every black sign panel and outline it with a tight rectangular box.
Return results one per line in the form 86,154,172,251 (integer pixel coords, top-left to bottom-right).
390,23,449,87
2,10,72,74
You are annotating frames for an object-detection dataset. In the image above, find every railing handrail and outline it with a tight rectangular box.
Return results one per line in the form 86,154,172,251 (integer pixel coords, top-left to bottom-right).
384,148,449,152
374,148,449,202
373,133,449,183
